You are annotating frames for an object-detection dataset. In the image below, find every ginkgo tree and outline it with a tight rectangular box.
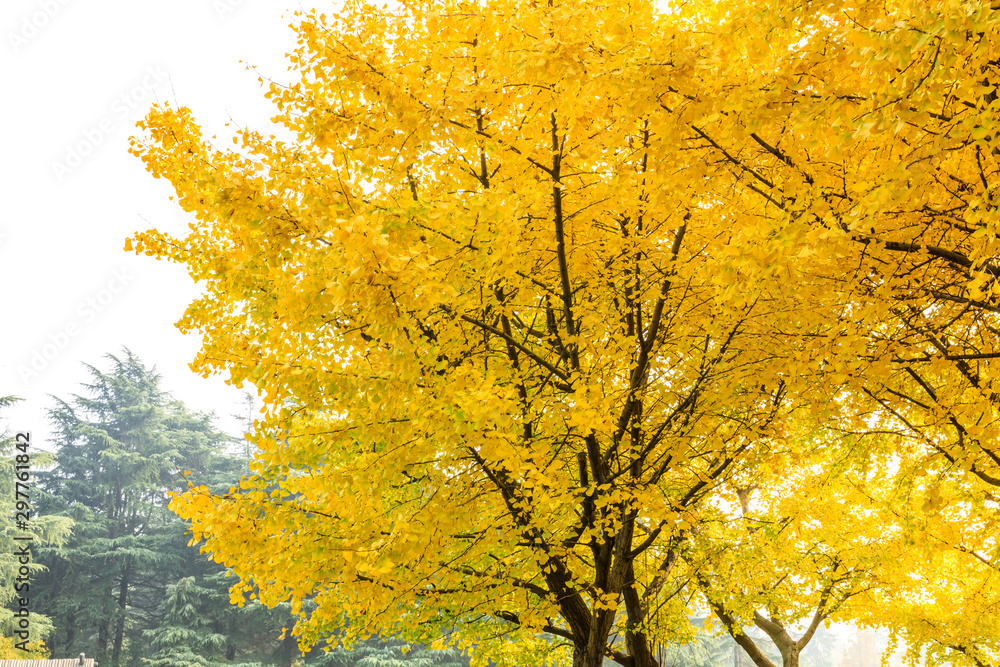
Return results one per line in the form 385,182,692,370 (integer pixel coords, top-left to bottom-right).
687,428,905,667
126,1,1000,667
669,1,1000,663
851,440,1000,667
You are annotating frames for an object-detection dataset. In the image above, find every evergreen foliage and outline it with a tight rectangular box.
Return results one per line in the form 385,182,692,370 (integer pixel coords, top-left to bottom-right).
0,395,72,654
307,635,471,667
31,352,267,666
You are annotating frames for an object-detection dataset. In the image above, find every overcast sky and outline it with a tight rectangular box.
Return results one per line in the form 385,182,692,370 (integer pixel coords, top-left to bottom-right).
2,0,307,451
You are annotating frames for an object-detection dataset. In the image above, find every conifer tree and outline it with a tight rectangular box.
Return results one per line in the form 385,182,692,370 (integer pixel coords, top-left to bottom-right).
33,352,233,666
0,396,72,657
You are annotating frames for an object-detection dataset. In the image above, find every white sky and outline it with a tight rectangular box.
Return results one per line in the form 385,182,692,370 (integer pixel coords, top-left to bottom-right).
1,0,307,452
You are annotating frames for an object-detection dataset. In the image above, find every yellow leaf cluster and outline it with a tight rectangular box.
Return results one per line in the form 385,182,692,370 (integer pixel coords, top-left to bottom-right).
130,1,1000,666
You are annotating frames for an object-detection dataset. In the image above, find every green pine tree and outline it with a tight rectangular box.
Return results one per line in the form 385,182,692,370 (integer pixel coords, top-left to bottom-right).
143,576,256,667
308,635,471,667
32,352,235,666
0,395,73,656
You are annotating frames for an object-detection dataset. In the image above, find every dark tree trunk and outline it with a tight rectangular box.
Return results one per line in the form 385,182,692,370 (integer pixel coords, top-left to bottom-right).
280,624,298,667
64,609,76,655
112,566,130,665
622,564,656,667
97,618,109,656
572,644,603,667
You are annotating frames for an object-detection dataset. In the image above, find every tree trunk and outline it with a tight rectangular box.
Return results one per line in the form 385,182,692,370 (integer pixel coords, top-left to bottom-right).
568,608,660,667
567,502,664,667
97,618,109,656
64,609,76,655
112,566,130,665
280,624,298,667
753,612,802,667
622,564,656,667
781,645,800,667
572,644,604,667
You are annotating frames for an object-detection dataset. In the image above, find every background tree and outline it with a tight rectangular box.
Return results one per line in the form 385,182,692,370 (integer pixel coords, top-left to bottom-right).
308,634,471,667
688,430,892,667
852,463,1000,667
0,396,72,657
650,621,839,667
143,576,236,667
33,352,252,666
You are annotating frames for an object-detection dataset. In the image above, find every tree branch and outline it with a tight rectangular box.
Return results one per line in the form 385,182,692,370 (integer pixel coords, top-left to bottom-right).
443,307,572,386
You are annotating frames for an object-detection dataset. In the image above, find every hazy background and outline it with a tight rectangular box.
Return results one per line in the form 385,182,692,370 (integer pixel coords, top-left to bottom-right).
1,0,306,448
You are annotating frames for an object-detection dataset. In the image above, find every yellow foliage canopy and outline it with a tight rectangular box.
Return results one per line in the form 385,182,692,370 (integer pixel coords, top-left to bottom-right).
129,1,1000,667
